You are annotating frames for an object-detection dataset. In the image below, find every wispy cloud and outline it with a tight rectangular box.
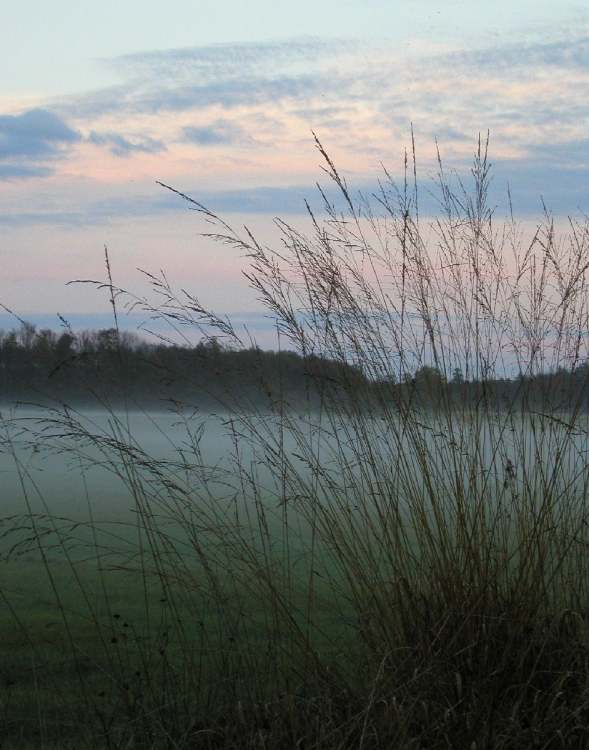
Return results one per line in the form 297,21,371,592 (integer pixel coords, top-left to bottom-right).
107,37,367,85
51,37,375,121
6,160,588,228
55,31,589,124
182,119,253,146
0,190,182,227
0,163,53,180
0,108,80,179
0,108,80,159
0,184,317,226
88,130,166,156
522,137,589,167
57,72,336,119
436,33,589,73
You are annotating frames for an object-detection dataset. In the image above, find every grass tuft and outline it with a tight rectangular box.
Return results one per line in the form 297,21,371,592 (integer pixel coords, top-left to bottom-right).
3,135,589,747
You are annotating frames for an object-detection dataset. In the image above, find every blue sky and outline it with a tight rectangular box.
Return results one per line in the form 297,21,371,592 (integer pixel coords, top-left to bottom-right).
1,1,588,344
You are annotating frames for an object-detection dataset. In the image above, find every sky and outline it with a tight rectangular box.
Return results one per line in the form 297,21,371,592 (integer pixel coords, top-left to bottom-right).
1,0,588,345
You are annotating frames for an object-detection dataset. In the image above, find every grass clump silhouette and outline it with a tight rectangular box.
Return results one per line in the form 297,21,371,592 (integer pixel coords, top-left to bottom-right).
4,133,589,747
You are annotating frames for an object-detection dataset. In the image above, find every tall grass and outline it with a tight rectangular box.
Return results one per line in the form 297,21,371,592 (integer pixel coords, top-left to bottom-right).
4,134,589,747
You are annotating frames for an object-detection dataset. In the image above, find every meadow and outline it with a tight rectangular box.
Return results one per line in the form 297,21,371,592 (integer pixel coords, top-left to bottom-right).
4,137,589,748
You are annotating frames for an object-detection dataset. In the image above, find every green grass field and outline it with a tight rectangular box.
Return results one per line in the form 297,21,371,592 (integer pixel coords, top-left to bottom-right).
1,510,360,748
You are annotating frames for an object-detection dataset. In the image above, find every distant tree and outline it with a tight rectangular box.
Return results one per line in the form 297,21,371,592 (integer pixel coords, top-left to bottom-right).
414,365,446,389
96,328,119,352
33,329,57,355
0,331,17,373
17,322,36,350
451,367,465,385
196,337,223,355
55,332,76,361
414,365,446,407
29,330,57,376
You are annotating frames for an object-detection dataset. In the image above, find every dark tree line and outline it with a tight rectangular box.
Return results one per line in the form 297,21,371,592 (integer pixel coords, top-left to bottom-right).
372,363,589,414
0,324,364,409
1,323,588,413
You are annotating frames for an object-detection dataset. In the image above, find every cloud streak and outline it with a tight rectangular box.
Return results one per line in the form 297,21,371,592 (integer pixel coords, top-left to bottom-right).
0,184,314,226
57,72,336,120
436,33,589,73
4,149,589,227
0,108,80,159
107,37,368,84
182,119,253,146
0,163,53,180
88,130,166,156
54,32,589,123
0,108,80,179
